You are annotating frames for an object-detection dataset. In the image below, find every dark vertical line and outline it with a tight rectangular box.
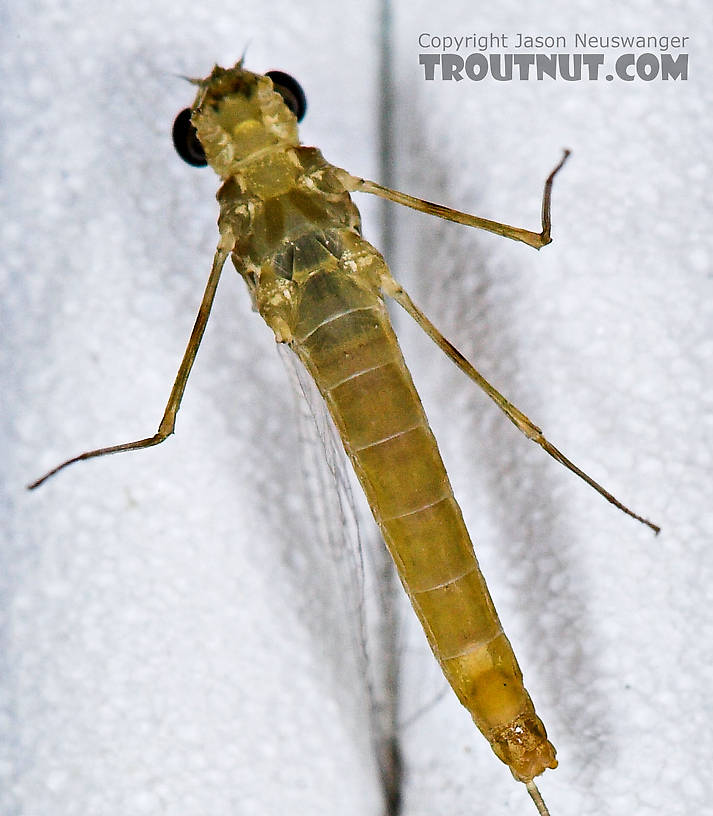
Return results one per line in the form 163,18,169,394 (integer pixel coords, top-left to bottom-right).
378,0,396,258
375,4,403,816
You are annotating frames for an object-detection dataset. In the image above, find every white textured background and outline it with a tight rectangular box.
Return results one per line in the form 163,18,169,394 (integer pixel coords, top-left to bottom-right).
1,2,711,816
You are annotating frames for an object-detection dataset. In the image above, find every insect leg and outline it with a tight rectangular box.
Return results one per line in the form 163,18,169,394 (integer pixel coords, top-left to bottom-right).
337,150,570,250
380,274,660,535
28,247,229,490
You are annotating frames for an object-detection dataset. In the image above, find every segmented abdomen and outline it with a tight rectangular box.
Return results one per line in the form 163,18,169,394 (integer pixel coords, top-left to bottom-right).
290,232,557,782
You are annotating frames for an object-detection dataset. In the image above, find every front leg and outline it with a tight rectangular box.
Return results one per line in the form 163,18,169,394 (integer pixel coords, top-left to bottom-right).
28,246,230,489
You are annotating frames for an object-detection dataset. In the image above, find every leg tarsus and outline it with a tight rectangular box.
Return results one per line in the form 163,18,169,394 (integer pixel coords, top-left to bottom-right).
539,149,571,246
27,432,172,490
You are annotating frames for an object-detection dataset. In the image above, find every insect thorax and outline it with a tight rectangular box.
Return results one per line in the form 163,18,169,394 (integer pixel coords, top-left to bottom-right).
212,141,372,341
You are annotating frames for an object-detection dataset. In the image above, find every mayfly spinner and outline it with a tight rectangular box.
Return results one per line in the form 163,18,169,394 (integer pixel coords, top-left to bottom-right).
30,60,659,815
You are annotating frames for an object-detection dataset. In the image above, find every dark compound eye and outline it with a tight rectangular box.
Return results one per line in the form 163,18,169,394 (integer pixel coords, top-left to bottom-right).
172,108,207,167
265,70,307,122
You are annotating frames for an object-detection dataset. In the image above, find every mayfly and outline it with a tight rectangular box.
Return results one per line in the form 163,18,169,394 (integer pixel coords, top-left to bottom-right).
29,60,659,815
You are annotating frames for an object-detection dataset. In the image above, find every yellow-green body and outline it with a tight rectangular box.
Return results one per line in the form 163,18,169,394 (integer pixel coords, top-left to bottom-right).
192,63,557,783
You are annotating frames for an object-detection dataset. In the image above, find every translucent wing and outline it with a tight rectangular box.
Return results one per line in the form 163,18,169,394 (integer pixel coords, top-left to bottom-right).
278,346,454,804
277,345,395,771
